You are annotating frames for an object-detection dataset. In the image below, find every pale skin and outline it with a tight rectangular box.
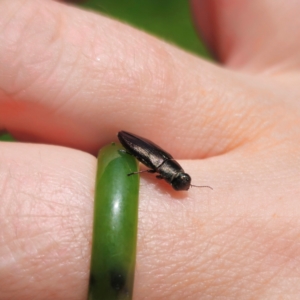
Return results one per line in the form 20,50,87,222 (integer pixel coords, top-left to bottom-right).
0,0,300,299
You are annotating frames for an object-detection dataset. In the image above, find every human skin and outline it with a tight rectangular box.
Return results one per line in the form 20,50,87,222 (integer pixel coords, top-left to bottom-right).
1,0,300,299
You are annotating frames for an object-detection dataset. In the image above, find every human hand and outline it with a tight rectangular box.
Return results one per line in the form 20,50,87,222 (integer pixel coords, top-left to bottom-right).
1,0,300,299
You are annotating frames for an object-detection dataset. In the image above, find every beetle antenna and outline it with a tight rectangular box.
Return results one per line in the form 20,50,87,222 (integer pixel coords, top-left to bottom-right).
191,185,213,190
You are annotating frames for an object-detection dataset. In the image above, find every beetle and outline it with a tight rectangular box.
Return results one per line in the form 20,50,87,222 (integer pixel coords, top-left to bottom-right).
118,131,212,191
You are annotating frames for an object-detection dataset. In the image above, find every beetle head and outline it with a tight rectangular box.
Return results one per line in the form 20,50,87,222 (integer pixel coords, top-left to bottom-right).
171,173,191,191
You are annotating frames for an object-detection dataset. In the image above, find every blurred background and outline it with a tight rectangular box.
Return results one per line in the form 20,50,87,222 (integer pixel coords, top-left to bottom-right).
0,0,210,142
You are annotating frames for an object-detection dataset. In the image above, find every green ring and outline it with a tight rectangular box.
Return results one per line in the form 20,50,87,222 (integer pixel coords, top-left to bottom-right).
88,142,140,300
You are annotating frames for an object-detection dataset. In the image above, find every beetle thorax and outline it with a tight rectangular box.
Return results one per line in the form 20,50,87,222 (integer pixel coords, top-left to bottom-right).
157,159,184,183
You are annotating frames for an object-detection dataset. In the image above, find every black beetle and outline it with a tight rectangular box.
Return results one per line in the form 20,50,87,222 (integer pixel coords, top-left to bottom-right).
118,131,212,191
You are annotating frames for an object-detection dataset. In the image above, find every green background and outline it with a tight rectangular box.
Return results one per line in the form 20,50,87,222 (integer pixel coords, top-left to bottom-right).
0,0,209,142
82,0,210,57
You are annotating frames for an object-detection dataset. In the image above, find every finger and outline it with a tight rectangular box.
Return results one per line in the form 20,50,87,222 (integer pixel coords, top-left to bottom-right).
56,0,85,3
1,143,299,298
191,0,300,71
0,141,209,299
0,142,95,299
0,0,295,159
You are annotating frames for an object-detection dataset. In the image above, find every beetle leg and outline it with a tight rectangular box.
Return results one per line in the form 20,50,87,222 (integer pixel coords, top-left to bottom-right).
156,175,163,180
127,169,155,176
